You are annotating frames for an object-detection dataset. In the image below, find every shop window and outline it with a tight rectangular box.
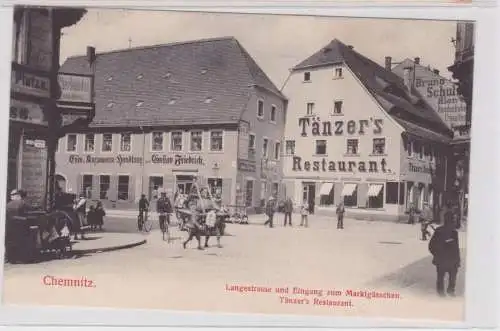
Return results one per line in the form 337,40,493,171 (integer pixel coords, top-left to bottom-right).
248,134,256,157
304,72,311,82
67,134,77,152
190,131,203,151
102,134,113,152
316,140,327,155
260,181,267,200
82,175,93,199
99,175,110,199
272,183,279,197
306,102,315,115
334,67,343,78
257,100,264,118
270,105,277,123
262,138,269,158
368,184,384,208
343,184,358,207
210,130,223,151
208,178,222,197
274,142,281,160
319,183,335,206
120,133,131,152
346,139,358,155
117,175,129,201
151,132,163,151
373,138,386,155
245,180,254,207
84,134,95,152
285,140,295,155
171,131,183,151
333,101,343,115
385,182,399,204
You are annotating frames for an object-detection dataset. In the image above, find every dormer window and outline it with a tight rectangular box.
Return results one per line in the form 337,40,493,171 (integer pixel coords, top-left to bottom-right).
304,72,311,82
204,97,213,104
168,98,176,105
334,68,343,78
136,74,144,80
106,76,113,82
201,69,208,74
163,72,172,79
136,101,144,107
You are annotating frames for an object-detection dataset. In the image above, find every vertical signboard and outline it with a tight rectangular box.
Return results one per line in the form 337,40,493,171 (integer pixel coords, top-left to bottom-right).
21,137,48,208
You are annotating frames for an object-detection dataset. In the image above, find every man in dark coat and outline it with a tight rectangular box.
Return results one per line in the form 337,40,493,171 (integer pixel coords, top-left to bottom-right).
263,196,276,228
428,211,461,297
283,196,293,227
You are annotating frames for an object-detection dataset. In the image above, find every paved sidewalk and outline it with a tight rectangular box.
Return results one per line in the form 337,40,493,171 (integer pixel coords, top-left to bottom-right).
71,232,146,254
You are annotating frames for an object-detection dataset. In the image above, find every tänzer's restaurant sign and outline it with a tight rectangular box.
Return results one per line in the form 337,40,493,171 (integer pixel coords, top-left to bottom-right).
69,154,143,166
292,117,390,173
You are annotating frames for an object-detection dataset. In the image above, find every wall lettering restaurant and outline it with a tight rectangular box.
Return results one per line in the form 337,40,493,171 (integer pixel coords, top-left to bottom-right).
292,157,389,173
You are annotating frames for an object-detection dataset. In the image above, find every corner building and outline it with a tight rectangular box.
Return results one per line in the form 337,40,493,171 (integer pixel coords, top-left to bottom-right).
55,37,286,212
281,39,453,221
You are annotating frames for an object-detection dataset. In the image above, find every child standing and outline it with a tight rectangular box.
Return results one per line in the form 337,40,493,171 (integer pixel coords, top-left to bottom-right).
300,200,309,227
95,201,106,231
87,205,96,231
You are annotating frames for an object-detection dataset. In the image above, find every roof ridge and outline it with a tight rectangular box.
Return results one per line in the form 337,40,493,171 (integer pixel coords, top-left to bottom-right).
65,36,237,60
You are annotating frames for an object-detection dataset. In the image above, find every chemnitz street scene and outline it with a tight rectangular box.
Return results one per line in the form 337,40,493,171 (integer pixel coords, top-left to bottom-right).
3,7,474,321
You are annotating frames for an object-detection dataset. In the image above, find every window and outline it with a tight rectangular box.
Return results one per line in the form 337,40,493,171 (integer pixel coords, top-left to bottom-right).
245,180,254,207
102,134,113,152
429,147,434,162
320,183,335,206
12,11,29,64
208,178,223,197
316,140,327,155
171,131,183,151
335,68,343,78
333,101,343,114
414,141,423,159
190,131,203,151
285,140,295,155
66,134,77,152
257,100,264,118
120,133,131,152
272,183,279,197
270,105,277,122
306,102,315,115
373,138,386,155
368,184,384,208
117,175,129,201
407,140,413,157
304,72,311,82
385,182,399,204
274,142,281,160
343,184,358,207
84,134,95,152
99,175,110,199
82,175,93,199
210,131,223,151
346,139,358,155
151,132,163,151
262,138,269,158
248,134,256,154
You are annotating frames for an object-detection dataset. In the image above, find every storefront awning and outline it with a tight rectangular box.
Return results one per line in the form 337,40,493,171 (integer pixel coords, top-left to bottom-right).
367,184,383,197
319,182,334,195
341,183,357,197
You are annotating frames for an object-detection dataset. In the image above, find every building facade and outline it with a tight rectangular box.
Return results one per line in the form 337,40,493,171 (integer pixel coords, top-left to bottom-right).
281,39,452,221
55,37,286,212
8,6,88,210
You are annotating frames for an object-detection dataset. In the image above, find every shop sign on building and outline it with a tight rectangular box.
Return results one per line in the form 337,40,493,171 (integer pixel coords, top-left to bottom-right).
69,154,143,166
22,137,48,208
238,159,256,172
11,67,51,99
151,154,204,166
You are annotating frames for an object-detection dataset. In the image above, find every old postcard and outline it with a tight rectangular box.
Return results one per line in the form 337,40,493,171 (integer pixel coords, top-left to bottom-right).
2,7,473,322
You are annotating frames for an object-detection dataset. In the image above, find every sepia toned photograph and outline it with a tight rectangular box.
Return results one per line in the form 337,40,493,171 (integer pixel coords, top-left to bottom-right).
2,6,474,322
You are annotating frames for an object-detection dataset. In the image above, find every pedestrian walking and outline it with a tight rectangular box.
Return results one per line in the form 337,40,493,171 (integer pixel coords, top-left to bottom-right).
299,199,309,227
283,196,293,227
95,201,106,231
428,211,461,297
73,193,87,240
336,201,345,229
419,202,434,241
263,196,276,228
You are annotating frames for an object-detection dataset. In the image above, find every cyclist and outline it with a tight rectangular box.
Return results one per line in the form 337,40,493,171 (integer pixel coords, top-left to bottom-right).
138,194,149,229
157,191,173,233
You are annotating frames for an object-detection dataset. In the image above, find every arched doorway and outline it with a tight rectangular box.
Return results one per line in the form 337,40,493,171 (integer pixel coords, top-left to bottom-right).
55,174,66,193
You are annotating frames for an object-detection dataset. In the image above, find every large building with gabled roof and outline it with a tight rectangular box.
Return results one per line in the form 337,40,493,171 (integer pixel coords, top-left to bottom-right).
281,39,453,221
55,37,287,211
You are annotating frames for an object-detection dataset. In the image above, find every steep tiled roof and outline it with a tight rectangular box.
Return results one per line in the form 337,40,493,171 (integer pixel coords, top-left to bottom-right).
292,39,452,142
60,37,285,128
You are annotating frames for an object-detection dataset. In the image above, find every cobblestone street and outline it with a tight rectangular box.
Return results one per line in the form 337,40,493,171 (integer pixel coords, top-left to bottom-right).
3,215,466,321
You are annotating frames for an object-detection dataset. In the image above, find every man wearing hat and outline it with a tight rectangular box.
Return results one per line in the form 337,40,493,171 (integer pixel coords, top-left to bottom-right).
5,189,31,262
264,195,277,228
6,189,30,219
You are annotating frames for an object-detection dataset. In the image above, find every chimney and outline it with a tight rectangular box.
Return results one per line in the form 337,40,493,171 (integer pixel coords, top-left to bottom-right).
414,57,420,64
403,66,414,91
433,69,440,75
87,46,96,64
385,56,392,71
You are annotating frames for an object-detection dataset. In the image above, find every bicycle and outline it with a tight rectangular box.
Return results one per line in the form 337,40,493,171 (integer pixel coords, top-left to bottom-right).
159,212,170,241
137,210,153,233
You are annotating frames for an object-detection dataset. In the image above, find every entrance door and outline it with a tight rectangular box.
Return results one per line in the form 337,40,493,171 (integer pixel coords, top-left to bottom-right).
176,175,195,195
149,176,163,200
302,183,316,214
